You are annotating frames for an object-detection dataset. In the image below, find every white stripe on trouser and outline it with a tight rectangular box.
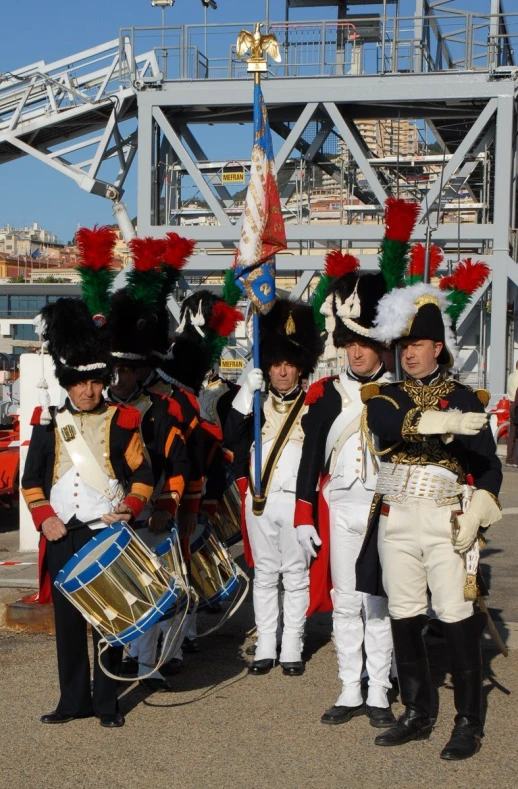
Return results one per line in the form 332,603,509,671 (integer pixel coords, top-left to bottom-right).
245,491,309,662
378,497,474,623
329,486,393,708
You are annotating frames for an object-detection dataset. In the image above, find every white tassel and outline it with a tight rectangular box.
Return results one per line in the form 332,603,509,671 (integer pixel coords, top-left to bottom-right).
191,300,206,336
36,377,52,425
336,280,361,319
177,308,189,335
319,294,334,317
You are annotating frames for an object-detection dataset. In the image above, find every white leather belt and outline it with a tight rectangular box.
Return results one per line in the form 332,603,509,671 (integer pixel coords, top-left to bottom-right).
376,463,462,505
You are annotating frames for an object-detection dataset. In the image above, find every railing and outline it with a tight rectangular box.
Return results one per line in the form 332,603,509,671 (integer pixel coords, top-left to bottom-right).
119,13,518,85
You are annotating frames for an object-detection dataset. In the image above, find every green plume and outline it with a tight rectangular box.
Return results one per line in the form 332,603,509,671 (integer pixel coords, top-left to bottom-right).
223,268,242,308
77,267,115,318
379,238,411,292
311,274,332,333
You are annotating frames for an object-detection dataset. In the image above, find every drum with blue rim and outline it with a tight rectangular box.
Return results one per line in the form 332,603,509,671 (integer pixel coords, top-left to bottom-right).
55,522,188,646
189,524,241,610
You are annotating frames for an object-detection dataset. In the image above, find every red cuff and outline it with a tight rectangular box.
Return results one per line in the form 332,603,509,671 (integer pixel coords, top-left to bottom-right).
31,503,57,531
236,477,248,500
155,498,179,517
123,495,146,521
294,499,315,528
181,496,200,514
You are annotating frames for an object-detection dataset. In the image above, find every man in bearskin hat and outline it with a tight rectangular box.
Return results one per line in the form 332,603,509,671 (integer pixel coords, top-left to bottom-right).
294,263,395,728
356,280,502,760
105,286,192,692
21,295,154,728
225,298,323,676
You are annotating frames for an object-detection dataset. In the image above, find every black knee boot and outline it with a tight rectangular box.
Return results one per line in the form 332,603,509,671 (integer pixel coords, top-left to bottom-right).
440,611,486,761
375,615,434,747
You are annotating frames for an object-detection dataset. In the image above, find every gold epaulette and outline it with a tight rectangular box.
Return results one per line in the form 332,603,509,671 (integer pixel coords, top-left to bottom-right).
361,382,381,404
474,388,490,408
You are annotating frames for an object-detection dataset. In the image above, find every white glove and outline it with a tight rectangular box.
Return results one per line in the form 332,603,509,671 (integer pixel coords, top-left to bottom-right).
452,489,502,553
296,525,322,559
418,410,489,437
232,368,264,415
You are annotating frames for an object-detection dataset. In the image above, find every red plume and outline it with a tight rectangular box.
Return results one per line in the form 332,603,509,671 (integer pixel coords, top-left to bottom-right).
129,237,166,272
439,258,490,294
384,198,420,243
163,232,196,270
209,302,244,337
324,250,360,278
407,243,444,279
76,226,117,271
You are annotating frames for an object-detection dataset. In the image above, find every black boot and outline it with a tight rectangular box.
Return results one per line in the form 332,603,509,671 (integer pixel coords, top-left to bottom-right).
375,615,434,747
440,611,486,761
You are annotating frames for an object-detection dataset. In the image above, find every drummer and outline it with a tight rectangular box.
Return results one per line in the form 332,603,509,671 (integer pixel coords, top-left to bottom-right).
151,290,243,663
105,288,191,692
21,296,154,729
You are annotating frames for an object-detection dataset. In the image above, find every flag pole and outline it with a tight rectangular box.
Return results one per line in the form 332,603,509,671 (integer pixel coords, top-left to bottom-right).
252,70,263,503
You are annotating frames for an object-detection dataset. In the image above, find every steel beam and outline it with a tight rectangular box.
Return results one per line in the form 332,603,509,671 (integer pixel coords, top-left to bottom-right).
324,102,389,206
489,96,515,393
274,102,318,171
153,108,231,227
420,99,498,219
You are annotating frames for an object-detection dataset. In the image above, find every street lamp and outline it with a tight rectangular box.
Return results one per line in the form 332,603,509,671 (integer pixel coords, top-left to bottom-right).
151,0,174,77
201,1,217,64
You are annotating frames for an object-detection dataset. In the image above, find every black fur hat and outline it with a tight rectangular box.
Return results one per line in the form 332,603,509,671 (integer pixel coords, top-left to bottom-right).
259,298,323,377
109,289,155,365
329,271,387,347
159,334,209,394
37,297,114,388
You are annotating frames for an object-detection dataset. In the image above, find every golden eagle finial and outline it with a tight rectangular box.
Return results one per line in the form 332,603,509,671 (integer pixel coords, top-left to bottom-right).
236,22,281,66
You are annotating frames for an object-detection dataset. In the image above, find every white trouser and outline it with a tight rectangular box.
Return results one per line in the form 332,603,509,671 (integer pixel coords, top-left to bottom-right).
329,484,393,708
378,497,474,623
246,491,309,662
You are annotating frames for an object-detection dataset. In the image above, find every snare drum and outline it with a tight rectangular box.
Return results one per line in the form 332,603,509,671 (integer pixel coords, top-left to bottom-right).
153,527,191,616
189,524,240,610
55,523,186,646
209,482,242,548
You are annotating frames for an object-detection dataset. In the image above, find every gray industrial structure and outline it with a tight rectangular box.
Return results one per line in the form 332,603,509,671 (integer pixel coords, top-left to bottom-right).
0,0,517,392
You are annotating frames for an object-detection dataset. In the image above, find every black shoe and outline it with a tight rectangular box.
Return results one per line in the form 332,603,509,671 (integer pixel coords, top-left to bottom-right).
375,712,434,746
40,711,92,724
183,637,200,654
321,704,364,725
440,721,483,761
161,658,183,676
366,705,396,728
119,656,138,676
248,659,276,675
280,661,304,677
99,712,125,728
139,678,174,693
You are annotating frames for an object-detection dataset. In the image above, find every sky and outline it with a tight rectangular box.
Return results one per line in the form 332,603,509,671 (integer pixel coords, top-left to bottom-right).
0,0,502,243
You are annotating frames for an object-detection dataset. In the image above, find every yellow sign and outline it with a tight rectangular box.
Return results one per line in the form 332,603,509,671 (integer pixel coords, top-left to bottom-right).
220,358,245,370
222,171,245,183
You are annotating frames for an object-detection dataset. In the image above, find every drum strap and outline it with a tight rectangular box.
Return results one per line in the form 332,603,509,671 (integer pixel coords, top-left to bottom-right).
250,390,306,515
55,410,123,502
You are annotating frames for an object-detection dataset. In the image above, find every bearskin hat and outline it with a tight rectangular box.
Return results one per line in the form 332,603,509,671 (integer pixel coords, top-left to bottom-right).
36,297,114,388
159,288,243,393
108,288,156,365
259,298,323,377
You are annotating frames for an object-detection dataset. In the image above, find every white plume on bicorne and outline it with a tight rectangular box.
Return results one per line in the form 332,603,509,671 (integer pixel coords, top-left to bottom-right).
372,282,458,365
336,280,361,320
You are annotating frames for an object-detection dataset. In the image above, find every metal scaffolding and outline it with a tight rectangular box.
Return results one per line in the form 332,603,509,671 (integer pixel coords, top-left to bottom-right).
0,1,517,391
